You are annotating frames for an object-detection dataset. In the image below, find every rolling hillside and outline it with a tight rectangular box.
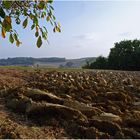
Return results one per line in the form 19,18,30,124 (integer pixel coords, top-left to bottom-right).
0,57,96,68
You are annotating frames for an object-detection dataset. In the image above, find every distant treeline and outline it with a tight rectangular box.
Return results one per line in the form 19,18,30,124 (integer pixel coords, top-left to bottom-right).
83,39,140,71
0,57,66,66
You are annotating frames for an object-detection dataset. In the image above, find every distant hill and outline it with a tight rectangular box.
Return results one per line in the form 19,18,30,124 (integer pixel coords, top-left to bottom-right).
0,57,96,68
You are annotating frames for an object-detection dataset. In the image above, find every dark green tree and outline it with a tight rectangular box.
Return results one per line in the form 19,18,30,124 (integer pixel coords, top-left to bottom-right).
91,56,108,69
83,39,140,71
108,39,140,70
82,60,90,69
85,56,108,69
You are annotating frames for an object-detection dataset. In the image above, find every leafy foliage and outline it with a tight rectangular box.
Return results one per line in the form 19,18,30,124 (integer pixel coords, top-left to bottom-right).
83,56,108,69
91,56,108,69
84,39,140,71
108,39,140,70
0,0,61,47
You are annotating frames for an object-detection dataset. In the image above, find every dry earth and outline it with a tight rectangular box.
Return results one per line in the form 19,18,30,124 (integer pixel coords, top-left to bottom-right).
0,68,140,139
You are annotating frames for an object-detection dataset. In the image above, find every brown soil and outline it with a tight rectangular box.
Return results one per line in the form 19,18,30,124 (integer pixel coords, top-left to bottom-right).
0,68,140,139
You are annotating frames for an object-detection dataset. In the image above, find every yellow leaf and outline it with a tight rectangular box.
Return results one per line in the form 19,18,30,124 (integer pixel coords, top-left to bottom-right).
36,26,38,32
56,26,61,32
16,40,22,47
53,27,56,32
57,22,61,28
1,27,6,38
29,14,34,20
5,16,11,24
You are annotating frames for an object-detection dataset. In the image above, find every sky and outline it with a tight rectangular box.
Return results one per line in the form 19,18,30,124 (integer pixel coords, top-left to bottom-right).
1,1,140,59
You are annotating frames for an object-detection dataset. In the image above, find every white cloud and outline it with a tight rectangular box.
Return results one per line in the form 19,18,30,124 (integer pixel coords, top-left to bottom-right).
75,33,93,40
118,32,131,37
74,32,101,41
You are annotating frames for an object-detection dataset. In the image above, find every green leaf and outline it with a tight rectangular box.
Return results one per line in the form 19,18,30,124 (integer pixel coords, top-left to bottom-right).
23,9,28,16
14,33,18,41
41,13,44,18
38,1,45,10
52,15,56,20
47,0,53,4
43,26,48,33
31,24,35,30
42,12,46,16
35,31,39,37
29,13,34,20
50,20,53,26
46,16,50,21
33,16,38,26
9,33,14,43
37,36,42,48
50,5,54,10
40,28,47,39
48,10,52,17
15,18,21,24
0,7,5,18
22,18,28,29
15,10,20,16
3,1,11,9
42,32,47,40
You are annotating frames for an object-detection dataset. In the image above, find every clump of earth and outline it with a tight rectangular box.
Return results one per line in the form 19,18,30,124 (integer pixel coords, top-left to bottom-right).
0,68,140,139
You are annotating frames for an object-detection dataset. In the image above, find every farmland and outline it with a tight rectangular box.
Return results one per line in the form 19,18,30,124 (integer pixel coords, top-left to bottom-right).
0,67,140,139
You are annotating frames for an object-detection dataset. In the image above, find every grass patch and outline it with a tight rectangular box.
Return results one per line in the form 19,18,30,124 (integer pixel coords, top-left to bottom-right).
0,65,86,72
0,65,32,70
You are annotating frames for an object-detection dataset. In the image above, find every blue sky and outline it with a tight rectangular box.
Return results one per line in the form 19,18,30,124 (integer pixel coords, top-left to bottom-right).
1,1,140,59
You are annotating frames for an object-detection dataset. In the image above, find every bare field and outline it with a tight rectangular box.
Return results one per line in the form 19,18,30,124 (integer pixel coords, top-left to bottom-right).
0,68,140,139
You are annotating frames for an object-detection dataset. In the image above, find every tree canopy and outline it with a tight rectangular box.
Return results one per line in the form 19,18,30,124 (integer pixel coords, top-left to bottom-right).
108,39,140,70
0,0,61,48
84,39,140,71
